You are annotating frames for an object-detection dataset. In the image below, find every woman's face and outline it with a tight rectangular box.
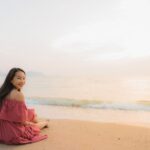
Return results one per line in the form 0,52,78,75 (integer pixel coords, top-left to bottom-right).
11,71,26,90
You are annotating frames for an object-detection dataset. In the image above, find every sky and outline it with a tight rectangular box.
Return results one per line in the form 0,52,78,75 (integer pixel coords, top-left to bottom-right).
0,0,150,78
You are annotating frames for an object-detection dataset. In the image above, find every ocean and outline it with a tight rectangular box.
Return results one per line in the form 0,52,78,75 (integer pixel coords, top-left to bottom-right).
26,97,150,111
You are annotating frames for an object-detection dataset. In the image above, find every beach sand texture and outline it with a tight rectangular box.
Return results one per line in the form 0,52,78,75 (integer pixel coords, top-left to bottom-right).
1,119,150,150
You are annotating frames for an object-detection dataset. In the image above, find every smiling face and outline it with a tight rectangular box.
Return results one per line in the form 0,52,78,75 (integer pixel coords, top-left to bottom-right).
11,71,26,91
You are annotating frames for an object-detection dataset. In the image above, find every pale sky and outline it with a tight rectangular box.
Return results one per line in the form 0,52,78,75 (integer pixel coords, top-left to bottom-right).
0,0,150,78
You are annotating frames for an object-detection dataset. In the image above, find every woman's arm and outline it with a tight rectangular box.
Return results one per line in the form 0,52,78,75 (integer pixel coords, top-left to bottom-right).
21,121,35,126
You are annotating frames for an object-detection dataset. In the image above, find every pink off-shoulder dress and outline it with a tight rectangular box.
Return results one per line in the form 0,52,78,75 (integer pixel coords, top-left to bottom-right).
0,99,48,144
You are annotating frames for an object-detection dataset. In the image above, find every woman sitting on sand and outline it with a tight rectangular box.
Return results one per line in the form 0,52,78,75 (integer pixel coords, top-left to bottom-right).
0,68,49,144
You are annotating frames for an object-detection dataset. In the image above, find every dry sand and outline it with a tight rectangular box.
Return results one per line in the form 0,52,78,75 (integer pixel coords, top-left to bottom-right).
1,105,150,150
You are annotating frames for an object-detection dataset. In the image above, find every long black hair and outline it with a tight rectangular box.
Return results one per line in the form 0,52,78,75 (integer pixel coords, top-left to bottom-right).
0,68,26,105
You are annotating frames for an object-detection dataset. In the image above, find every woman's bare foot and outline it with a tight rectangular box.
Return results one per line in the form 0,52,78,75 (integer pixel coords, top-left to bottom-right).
36,120,49,129
45,119,50,128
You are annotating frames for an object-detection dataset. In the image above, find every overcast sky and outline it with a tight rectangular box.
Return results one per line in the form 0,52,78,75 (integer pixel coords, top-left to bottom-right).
0,0,150,78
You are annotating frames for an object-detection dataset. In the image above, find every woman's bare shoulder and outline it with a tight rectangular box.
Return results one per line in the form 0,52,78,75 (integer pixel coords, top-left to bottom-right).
9,89,25,101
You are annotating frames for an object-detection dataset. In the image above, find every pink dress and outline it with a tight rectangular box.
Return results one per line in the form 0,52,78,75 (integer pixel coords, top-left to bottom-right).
0,99,48,144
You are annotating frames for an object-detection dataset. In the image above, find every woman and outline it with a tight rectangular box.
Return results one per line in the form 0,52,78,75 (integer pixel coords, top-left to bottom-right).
0,68,49,144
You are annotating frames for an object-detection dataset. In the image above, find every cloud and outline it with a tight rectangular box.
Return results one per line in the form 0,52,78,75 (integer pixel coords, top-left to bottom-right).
51,19,128,53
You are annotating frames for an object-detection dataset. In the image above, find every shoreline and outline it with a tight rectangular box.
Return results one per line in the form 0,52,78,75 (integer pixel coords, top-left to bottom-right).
31,104,150,127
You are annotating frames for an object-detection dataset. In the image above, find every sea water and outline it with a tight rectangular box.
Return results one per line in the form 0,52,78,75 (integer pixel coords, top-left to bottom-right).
23,75,150,111
26,97,150,111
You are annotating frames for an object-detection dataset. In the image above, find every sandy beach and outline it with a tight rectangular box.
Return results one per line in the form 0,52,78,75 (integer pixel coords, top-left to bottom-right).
1,105,150,150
